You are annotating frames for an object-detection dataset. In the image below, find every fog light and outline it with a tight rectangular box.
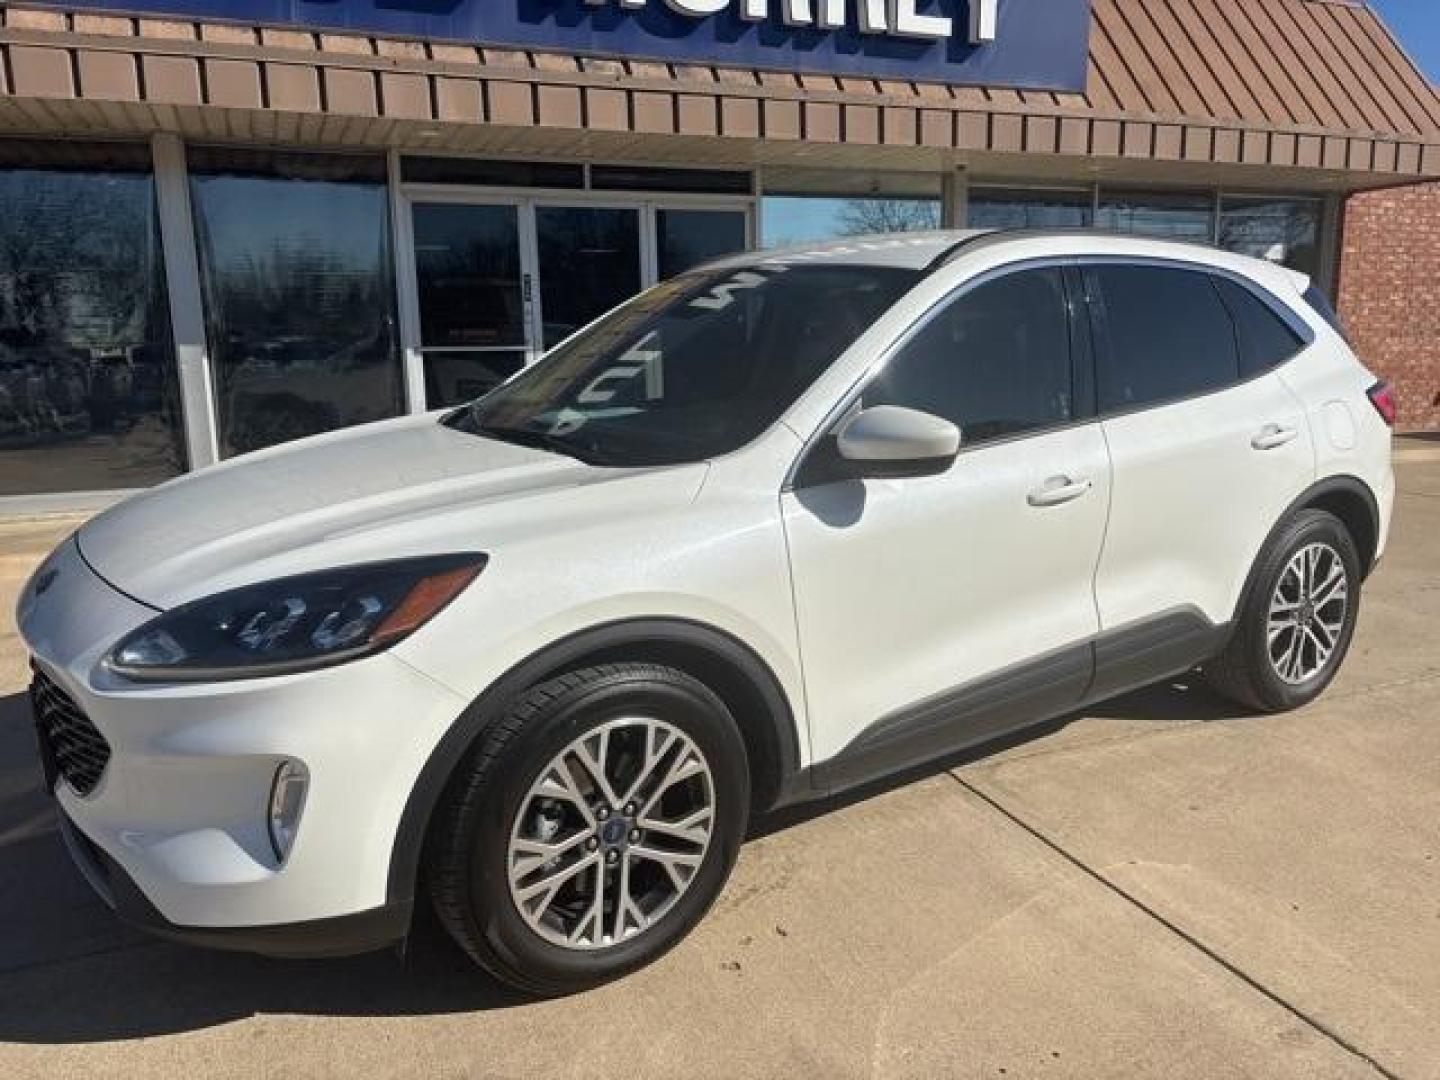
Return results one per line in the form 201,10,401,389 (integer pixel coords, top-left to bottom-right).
268,760,309,863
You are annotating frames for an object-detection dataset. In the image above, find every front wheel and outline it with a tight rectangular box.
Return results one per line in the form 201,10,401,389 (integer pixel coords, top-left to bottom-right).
425,663,749,996
1207,509,1362,713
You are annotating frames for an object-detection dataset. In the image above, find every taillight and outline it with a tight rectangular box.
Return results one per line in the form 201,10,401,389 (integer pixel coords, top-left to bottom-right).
1367,380,1397,427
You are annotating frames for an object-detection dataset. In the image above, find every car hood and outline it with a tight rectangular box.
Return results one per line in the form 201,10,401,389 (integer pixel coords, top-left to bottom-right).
78,412,706,608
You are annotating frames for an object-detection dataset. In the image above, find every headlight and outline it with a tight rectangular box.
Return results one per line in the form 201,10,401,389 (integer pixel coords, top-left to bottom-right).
103,554,486,682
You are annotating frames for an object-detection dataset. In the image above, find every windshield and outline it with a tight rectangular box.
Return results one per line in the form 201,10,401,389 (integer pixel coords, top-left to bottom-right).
446,262,920,466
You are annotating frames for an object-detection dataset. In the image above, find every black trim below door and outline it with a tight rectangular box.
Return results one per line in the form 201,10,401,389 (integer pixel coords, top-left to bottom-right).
812,607,1230,798
814,640,1093,793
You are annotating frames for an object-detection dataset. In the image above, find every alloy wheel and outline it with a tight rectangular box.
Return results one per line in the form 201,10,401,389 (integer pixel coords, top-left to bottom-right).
506,716,715,950
1267,542,1349,685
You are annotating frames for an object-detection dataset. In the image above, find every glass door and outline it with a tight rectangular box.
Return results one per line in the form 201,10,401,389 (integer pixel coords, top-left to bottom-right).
399,189,754,411
410,201,534,409
533,204,643,350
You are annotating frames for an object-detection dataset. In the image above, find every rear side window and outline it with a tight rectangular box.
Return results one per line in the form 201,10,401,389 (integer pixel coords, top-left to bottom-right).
1088,264,1239,412
863,267,1073,445
1213,278,1306,377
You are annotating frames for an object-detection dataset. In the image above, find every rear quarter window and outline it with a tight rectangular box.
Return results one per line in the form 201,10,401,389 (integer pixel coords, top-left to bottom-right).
1212,277,1307,377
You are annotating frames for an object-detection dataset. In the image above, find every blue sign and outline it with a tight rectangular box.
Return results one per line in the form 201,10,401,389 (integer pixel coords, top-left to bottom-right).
66,0,1091,91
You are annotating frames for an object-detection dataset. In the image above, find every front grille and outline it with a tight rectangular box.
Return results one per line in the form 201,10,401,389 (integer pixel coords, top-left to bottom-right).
30,666,111,797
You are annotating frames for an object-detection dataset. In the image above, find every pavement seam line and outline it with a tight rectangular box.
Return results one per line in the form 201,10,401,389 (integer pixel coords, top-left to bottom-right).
948,773,1402,1080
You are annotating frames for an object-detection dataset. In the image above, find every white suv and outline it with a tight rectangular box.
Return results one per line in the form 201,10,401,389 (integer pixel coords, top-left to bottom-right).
18,231,1395,994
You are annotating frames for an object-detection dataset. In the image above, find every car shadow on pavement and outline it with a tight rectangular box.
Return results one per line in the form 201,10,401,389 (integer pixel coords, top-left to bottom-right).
0,674,1244,1043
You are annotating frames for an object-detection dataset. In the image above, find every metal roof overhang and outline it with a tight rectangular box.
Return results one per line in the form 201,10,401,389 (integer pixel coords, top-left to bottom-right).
0,0,1436,191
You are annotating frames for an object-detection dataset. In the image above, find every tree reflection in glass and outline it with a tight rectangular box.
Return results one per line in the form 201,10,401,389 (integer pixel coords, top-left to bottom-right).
189,149,403,458
0,145,183,496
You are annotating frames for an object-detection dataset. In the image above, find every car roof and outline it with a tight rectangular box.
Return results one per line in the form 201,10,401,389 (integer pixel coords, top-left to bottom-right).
718,230,985,271
708,228,1310,293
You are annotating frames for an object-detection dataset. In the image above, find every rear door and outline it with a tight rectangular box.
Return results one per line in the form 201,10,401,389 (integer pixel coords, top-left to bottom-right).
1083,261,1316,698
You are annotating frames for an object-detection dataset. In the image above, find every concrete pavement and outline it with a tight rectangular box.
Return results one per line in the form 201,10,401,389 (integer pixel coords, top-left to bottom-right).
0,459,1437,1079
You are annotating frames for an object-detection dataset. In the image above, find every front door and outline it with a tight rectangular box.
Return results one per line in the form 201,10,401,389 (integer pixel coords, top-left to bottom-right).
782,265,1112,790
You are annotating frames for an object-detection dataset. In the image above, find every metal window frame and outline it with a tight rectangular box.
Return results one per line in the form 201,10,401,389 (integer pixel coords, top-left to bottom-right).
152,133,219,470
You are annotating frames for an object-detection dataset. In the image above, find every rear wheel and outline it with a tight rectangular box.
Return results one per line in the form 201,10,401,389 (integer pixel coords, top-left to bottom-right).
1207,509,1361,713
425,663,749,995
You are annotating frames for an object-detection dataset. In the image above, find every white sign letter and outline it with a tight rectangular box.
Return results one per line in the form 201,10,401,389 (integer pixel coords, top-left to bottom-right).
970,0,998,43
857,0,887,34
814,0,846,29
782,0,813,27
889,0,953,40
664,0,729,16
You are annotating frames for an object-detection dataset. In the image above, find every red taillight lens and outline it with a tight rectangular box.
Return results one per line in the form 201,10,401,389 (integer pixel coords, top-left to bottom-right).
1367,380,1398,427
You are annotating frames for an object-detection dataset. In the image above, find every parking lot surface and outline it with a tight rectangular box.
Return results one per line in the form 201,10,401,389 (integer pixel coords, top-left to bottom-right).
1,448,1437,1079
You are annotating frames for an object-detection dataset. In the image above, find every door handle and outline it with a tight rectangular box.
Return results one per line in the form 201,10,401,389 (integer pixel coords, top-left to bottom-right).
1251,424,1300,451
1027,475,1093,508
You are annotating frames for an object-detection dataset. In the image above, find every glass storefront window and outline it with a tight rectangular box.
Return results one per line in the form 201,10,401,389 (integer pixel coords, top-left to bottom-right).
1096,191,1215,241
189,149,403,458
969,187,1095,230
1218,196,1323,278
761,196,941,247
0,141,183,496
656,209,748,279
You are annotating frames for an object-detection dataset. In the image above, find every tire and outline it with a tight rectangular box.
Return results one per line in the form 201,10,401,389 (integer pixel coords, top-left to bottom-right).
425,663,750,996
1206,509,1362,713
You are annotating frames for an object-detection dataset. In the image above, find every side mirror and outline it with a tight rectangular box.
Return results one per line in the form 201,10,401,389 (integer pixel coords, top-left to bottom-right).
835,406,961,477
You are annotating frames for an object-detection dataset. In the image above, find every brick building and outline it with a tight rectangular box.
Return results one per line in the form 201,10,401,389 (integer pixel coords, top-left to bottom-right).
0,0,1438,503
1339,181,1440,430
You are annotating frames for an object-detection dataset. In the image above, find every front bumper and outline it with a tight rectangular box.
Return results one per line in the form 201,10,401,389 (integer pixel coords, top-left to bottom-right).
57,810,412,958
19,537,469,943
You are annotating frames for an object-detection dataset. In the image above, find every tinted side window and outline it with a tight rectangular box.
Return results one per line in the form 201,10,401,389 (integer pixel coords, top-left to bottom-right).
864,268,1072,445
1089,265,1239,412
1213,278,1305,376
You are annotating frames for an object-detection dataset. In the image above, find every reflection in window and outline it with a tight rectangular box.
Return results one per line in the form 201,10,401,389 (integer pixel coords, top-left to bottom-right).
536,206,642,349
1097,191,1214,241
865,269,1074,445
413,203,525,349
1218,197,1322,277
0,141,183,496
761,197,941,248
465,264,918,466
424,351,527,410
657,209,748,279
969,188,1094,230
189,149,403,458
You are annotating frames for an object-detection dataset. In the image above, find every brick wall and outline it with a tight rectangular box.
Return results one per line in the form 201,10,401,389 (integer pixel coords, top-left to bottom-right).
1337,182,1440,431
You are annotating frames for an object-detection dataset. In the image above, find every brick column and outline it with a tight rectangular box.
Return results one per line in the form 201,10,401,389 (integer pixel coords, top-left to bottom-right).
1337,182,1440,431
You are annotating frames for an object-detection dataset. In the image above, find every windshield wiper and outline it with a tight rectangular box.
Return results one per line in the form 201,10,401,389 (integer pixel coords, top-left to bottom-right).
469,423,613,466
